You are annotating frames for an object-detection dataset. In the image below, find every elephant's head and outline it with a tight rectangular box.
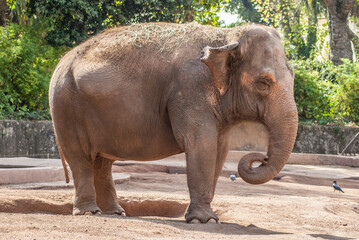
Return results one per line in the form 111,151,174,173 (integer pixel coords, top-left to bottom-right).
201,25,298,184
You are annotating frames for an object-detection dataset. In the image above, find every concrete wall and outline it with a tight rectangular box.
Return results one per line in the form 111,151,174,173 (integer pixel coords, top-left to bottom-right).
294,124,359,154
0,120,59,158
229,122,359,155
1,120,359,158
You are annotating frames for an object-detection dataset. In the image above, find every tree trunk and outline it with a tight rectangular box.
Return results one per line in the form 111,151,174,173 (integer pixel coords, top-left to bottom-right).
183,0,194,23
322,0,355,65
18,0,28,25
0,0,9,26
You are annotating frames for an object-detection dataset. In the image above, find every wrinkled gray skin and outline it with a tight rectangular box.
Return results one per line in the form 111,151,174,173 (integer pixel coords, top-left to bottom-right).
49,23,298,223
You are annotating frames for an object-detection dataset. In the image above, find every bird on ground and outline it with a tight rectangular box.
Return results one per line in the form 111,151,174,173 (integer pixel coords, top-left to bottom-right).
333,181,344,193
230,174,236,181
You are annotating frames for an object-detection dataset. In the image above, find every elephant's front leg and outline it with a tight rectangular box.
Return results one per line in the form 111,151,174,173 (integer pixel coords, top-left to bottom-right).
213,130,231,193
185,131,219,224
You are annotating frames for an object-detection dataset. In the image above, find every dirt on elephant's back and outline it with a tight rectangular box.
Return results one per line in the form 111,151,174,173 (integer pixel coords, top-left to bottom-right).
0,170,358,239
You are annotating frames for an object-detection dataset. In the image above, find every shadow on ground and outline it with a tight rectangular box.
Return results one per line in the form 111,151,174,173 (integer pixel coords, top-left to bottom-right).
135,218,288,236
310,234,356,240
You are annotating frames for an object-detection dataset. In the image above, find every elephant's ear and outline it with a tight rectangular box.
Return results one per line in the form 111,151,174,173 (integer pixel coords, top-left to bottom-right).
200,42,239,95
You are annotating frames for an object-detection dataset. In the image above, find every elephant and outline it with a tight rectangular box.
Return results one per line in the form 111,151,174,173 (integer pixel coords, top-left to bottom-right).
49,22,298,223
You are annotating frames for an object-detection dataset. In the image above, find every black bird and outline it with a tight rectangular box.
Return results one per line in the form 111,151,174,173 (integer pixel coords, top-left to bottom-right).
333,181,344,193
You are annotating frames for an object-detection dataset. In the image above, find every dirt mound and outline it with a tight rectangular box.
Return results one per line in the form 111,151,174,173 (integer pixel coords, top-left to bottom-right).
119,199,187,218
0,192,186,218
0,198,72,214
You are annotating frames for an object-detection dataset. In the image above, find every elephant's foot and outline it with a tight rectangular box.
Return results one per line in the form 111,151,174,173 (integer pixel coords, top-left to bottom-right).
73,203,102,216
185,203,219,224
101,204,126,216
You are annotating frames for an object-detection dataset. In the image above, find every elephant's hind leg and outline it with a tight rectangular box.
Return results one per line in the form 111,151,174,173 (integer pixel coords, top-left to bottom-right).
55,129,100,215
94,155,125,215
69,154,101,215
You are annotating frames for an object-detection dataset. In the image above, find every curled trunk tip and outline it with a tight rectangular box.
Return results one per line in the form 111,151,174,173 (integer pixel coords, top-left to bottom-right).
237,152,277,185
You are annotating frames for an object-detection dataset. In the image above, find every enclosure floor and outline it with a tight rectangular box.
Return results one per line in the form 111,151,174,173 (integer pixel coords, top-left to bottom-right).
0,153,358,239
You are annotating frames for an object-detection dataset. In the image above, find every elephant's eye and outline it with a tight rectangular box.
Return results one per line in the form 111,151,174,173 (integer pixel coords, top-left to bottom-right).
255,77,273,96
256,80,270,90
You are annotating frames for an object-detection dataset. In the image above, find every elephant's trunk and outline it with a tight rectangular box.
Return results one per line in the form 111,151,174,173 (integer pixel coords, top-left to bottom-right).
238,100,298,184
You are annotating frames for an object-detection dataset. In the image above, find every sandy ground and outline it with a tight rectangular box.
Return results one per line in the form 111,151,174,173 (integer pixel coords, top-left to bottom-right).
0,163,359,240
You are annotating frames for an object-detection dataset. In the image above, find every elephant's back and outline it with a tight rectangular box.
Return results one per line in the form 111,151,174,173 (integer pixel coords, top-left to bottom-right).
88,22,228,56
63,22,229,69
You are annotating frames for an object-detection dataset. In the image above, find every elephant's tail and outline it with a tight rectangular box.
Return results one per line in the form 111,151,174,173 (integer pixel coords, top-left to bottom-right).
58,146,70,184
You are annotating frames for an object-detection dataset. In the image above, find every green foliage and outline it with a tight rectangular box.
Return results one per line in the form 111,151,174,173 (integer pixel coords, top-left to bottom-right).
108,0,187,24
27,0,120,46
110,0,229,27
5,0,28,24
331,59,359,123
292,59,359,124
27,0,227,47
247,0,323,60
292,59,333,123
192,0,229,26
226,0,263,24
0,22,68,120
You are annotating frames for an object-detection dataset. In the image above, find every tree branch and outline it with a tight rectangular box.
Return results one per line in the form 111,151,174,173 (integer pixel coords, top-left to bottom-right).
0,0,9,26
350,0,359,18
347,26,359,59
342,0,356,15
321,0,334,9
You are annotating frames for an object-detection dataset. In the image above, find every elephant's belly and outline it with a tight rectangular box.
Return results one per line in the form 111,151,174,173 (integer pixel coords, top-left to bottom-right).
92,117,183,161
98,137,183,161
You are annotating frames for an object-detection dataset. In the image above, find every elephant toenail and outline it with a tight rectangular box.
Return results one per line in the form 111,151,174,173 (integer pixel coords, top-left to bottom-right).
190,219,201,224
207,219,217,224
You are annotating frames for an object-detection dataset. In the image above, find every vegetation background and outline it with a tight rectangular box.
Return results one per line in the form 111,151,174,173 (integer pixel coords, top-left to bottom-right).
1,0,359,125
